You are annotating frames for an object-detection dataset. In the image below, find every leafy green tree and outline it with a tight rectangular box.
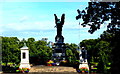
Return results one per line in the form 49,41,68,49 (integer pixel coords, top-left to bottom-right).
66,43,79,58
80,38,112,73
100,31,115,43
2,37,20,65
2,37,11,65
76,2,120,73
27,40,52,65
18,38,25,48
66,48,73,56
95,41,111,73
66,48,73,64
25,38,36,64
65,43,78,66
80,39,99,63
2,37,52,65
76,2,120,34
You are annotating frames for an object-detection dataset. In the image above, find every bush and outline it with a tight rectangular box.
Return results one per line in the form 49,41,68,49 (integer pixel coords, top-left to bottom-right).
2,66,18,73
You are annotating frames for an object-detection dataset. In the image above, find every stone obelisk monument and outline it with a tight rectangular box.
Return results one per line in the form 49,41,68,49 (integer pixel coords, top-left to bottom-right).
19,43,31,69
79,47,89,70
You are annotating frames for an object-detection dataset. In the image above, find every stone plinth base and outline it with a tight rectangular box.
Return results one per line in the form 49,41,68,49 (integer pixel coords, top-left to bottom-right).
79,63,89,70
19,63,31,69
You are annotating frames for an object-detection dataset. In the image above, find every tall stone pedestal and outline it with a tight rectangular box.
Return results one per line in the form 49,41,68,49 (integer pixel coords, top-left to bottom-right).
19,44,31,69
79,63,89,70
52,35,66,64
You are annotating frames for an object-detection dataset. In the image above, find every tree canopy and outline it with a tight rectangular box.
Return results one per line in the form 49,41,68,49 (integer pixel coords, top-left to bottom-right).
76,2,120,34
76,2,120,73
2,37,52,65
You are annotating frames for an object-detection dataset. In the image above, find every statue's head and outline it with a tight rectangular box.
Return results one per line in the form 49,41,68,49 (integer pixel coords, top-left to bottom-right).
57,19,61,23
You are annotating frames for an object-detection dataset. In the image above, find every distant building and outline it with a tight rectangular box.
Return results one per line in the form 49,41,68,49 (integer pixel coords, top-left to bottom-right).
47,41,54,48
41,38,48,42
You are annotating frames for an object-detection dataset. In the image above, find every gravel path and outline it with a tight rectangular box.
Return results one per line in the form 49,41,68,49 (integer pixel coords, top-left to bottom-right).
29,65,77,73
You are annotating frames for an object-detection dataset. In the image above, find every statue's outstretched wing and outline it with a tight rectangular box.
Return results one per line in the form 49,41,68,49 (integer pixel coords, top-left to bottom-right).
54,14,58,24
61,14,65,25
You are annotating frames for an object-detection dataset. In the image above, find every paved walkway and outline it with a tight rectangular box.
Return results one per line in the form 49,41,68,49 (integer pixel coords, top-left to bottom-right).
29,65,77,73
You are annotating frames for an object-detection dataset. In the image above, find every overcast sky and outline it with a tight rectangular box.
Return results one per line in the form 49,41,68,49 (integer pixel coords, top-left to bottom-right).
0,1,107,44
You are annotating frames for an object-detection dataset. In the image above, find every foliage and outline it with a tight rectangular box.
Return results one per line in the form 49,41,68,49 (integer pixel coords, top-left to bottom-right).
76,2,120,73
80,39,99,62
2,37,20,65
2,65,19,73
80,38,111,73
76,2,120,34
27,38,52,65
1,38,81,67
2,37,52,65
96,41,111,73
65,43,78,66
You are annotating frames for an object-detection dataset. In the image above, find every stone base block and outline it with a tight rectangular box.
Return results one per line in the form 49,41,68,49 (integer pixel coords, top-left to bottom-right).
19,63,31,69
79,63,89,70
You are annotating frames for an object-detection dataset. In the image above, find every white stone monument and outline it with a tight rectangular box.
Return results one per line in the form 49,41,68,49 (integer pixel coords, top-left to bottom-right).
79,47,89,70
19,43,31,69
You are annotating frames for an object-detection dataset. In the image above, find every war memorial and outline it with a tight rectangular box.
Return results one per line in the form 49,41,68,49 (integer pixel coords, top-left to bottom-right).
0,11,113,73
1,2,118,73
1,13,90,73
52,14,66,64
52,14,89,71
1,9,111,73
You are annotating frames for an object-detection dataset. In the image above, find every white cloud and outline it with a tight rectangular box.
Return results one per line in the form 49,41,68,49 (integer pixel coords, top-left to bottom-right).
19,16,28,23
0,18,91,37
0,24,5,35
1,20,55,32
64,21,90,30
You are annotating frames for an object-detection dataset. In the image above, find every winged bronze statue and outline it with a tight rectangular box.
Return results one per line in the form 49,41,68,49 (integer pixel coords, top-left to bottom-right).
54,14,65,36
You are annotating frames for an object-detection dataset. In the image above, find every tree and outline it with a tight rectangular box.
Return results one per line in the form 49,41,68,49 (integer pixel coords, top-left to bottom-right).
100,31,115,43
66,48,74,65
65,43,78,66
2,37,11,65
76,2,120,73
25,38,37,64
2,37,52,65
2,37,20,65
76,2,120,34
18,38,25,48
80,39,99,63
95,41,111,73
80,38,112,73
28,40,52,65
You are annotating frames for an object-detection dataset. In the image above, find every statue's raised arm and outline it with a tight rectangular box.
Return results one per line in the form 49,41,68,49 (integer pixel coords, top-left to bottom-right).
61,14,65,25
54,14,59,24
